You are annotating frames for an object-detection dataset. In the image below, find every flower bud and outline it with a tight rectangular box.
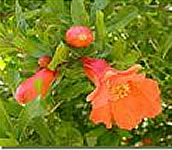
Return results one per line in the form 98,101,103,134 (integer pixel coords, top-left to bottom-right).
15,69,55,105
38,55,52,68
65,26,93,48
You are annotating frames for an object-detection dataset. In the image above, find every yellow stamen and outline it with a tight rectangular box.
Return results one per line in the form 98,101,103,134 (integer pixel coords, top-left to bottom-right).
110,83,130,100
78,34,87,41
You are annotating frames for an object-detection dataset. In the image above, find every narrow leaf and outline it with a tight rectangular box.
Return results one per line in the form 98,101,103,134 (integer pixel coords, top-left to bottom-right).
31,117,56,145
161,32,172,59
108,38,127,61
71,0,89,25
15,97,45,141
55,122,83,146
34,78,43,94
90,0,109,23
95,10,106,51
46,0,64,15
106,6,138,32
0,138,19,147
85,127,107,146
0,99,14,137
91,0,109,10
48,42,68,70
15,0,29,31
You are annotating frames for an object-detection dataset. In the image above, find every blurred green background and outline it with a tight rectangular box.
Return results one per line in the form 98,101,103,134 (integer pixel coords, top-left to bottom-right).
0,0,172,147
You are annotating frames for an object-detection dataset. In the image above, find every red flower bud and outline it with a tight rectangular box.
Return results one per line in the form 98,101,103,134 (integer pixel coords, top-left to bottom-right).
38,55,52,68
65,26,93,48
15,69,55,105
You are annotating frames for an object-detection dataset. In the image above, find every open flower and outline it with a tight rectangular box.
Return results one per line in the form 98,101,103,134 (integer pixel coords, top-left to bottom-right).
82,57,162,130
15,69,55,105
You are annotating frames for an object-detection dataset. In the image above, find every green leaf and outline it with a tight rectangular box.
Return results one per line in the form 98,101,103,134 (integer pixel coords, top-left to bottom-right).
24,37,51,56
117,129,132,138
123,50,139,66
106,6,138,32
0,138,19,147
34,78,43,94
0,99,14,137
3,69,20,90
3,99,22,119
98,132,120,146
160,32,172,59
57,79,92,100
85,127,107,146
95,10,106,51
55,122,83,146
0,23,6,37
15,97,45,141
48,42,68,70
91,0,109,10
0,59,6,71
15,0,29,31
31,117,56,145
90,0,109,23
108,38,127,61
57,67,93,100
46,0,64,15
71,0,89,25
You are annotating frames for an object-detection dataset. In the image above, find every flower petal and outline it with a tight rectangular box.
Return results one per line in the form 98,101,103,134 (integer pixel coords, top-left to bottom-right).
90,103,112,128
134,78,162,118
87,84,110,108
83,65,100,86
82,57,111,84
110,78,161,130
111,95,143,130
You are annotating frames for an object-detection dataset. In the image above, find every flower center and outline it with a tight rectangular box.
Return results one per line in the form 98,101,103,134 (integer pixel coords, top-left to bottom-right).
110,83,130,100
78,34,87,41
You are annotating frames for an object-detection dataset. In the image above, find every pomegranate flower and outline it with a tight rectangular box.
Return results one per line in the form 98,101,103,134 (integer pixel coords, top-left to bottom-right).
82,57,162,130
15,69,55,105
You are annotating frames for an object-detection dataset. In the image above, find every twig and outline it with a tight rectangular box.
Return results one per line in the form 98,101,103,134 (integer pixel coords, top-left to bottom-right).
45,101,63,116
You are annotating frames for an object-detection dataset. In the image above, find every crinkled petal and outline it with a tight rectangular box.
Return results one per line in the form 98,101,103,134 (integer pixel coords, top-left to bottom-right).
134,78,162,118
90,103,112,128
87,84,110,108
115,64,142,76
111,78,161,130
111,95,143,130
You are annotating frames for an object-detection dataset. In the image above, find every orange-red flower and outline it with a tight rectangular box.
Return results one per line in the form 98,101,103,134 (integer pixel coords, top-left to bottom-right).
15,69,55,105
82,57,162,130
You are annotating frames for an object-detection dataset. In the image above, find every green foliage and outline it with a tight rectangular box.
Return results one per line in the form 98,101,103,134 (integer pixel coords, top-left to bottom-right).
48,42,69,70
55,122,83,146
0,99,14,138
95,10,106,52
0,0,172,147
71,0,89,25
0,138,19,147
106,6,139,32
